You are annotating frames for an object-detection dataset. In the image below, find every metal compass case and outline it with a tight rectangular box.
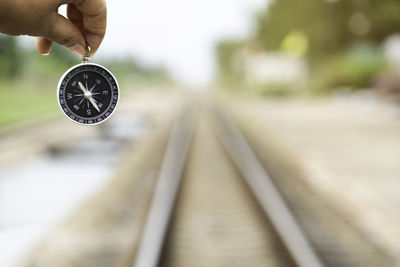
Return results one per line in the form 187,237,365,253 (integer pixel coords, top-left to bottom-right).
57,47,119,125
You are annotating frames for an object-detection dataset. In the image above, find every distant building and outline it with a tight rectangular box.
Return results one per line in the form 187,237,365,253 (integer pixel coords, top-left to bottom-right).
384,34,400,73
233,49,308,89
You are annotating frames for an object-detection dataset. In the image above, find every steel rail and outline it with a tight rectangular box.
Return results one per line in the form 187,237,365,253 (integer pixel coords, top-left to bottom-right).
133,105,197,267
212,105,324,267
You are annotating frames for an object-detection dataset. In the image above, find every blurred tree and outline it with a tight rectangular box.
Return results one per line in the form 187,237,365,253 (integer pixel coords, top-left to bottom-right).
256,0,352,62
50,43,76,66
310,43,386,93
99,57,171,86
362,0,400,41
0,35,21,78
255,0,400,63
215,40,244,87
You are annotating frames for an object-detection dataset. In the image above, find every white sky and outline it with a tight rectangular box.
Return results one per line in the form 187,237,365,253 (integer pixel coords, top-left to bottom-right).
23,0,267,85
101,0,268,85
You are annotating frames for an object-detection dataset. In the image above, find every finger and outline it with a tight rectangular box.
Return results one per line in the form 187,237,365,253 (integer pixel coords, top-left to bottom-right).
35,37,53,55
72,0,107,55
67,4,83,32
45,13,86,57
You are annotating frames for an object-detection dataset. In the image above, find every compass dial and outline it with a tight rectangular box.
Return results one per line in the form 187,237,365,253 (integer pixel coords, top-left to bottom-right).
57,63,119,125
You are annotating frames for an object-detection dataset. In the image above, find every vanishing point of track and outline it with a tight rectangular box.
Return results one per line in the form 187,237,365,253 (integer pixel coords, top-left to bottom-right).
132,102,322,267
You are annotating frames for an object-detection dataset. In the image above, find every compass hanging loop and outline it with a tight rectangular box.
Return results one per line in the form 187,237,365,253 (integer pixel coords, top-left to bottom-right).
82,42,92,63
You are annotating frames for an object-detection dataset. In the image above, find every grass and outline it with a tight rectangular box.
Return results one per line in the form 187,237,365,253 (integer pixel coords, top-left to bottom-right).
0,79,58,128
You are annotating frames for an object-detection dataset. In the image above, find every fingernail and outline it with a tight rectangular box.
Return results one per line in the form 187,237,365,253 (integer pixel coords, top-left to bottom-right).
69,44,85,57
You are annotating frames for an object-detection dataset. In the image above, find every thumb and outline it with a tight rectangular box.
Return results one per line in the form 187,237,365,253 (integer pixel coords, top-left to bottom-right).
44,13,86,57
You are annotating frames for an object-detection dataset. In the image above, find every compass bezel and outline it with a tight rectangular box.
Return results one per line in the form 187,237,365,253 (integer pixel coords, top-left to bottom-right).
57,62,120,126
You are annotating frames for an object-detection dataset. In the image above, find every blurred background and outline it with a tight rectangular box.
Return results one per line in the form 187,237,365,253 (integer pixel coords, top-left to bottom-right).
1,0,400,266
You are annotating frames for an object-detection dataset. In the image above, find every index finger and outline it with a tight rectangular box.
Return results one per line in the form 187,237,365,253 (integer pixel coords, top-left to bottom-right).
71,0,107,55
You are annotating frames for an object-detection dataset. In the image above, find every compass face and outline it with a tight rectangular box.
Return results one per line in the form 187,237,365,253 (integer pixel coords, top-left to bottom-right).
57,63,119,125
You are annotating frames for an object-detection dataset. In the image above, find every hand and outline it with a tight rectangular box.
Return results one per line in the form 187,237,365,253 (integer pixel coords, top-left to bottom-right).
0,0,107,57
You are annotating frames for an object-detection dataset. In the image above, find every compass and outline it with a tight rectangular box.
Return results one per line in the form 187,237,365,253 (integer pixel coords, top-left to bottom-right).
57,62,119,125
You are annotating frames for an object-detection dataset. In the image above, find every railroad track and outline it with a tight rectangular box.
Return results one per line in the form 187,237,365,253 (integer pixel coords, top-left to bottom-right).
14,99,392,267
128,102,391,267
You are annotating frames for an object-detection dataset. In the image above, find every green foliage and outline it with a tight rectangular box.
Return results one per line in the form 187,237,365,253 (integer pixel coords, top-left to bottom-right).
255,0,400,63
215,40,244,87
215,0,400,94
310,44,387,94
0,38,70,127
0,35,22,78
100,57,170,86
363,0,400,41
0,80,57,127
0,38,170,128
249,83,298,97
22,44,78,82
256,0,352,62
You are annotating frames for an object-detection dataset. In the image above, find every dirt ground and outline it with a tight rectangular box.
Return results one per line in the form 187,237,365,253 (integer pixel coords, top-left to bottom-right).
227,93,400,264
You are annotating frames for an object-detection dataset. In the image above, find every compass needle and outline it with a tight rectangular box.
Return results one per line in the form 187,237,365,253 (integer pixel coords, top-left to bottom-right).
89,97,101,112
78,82,87,94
